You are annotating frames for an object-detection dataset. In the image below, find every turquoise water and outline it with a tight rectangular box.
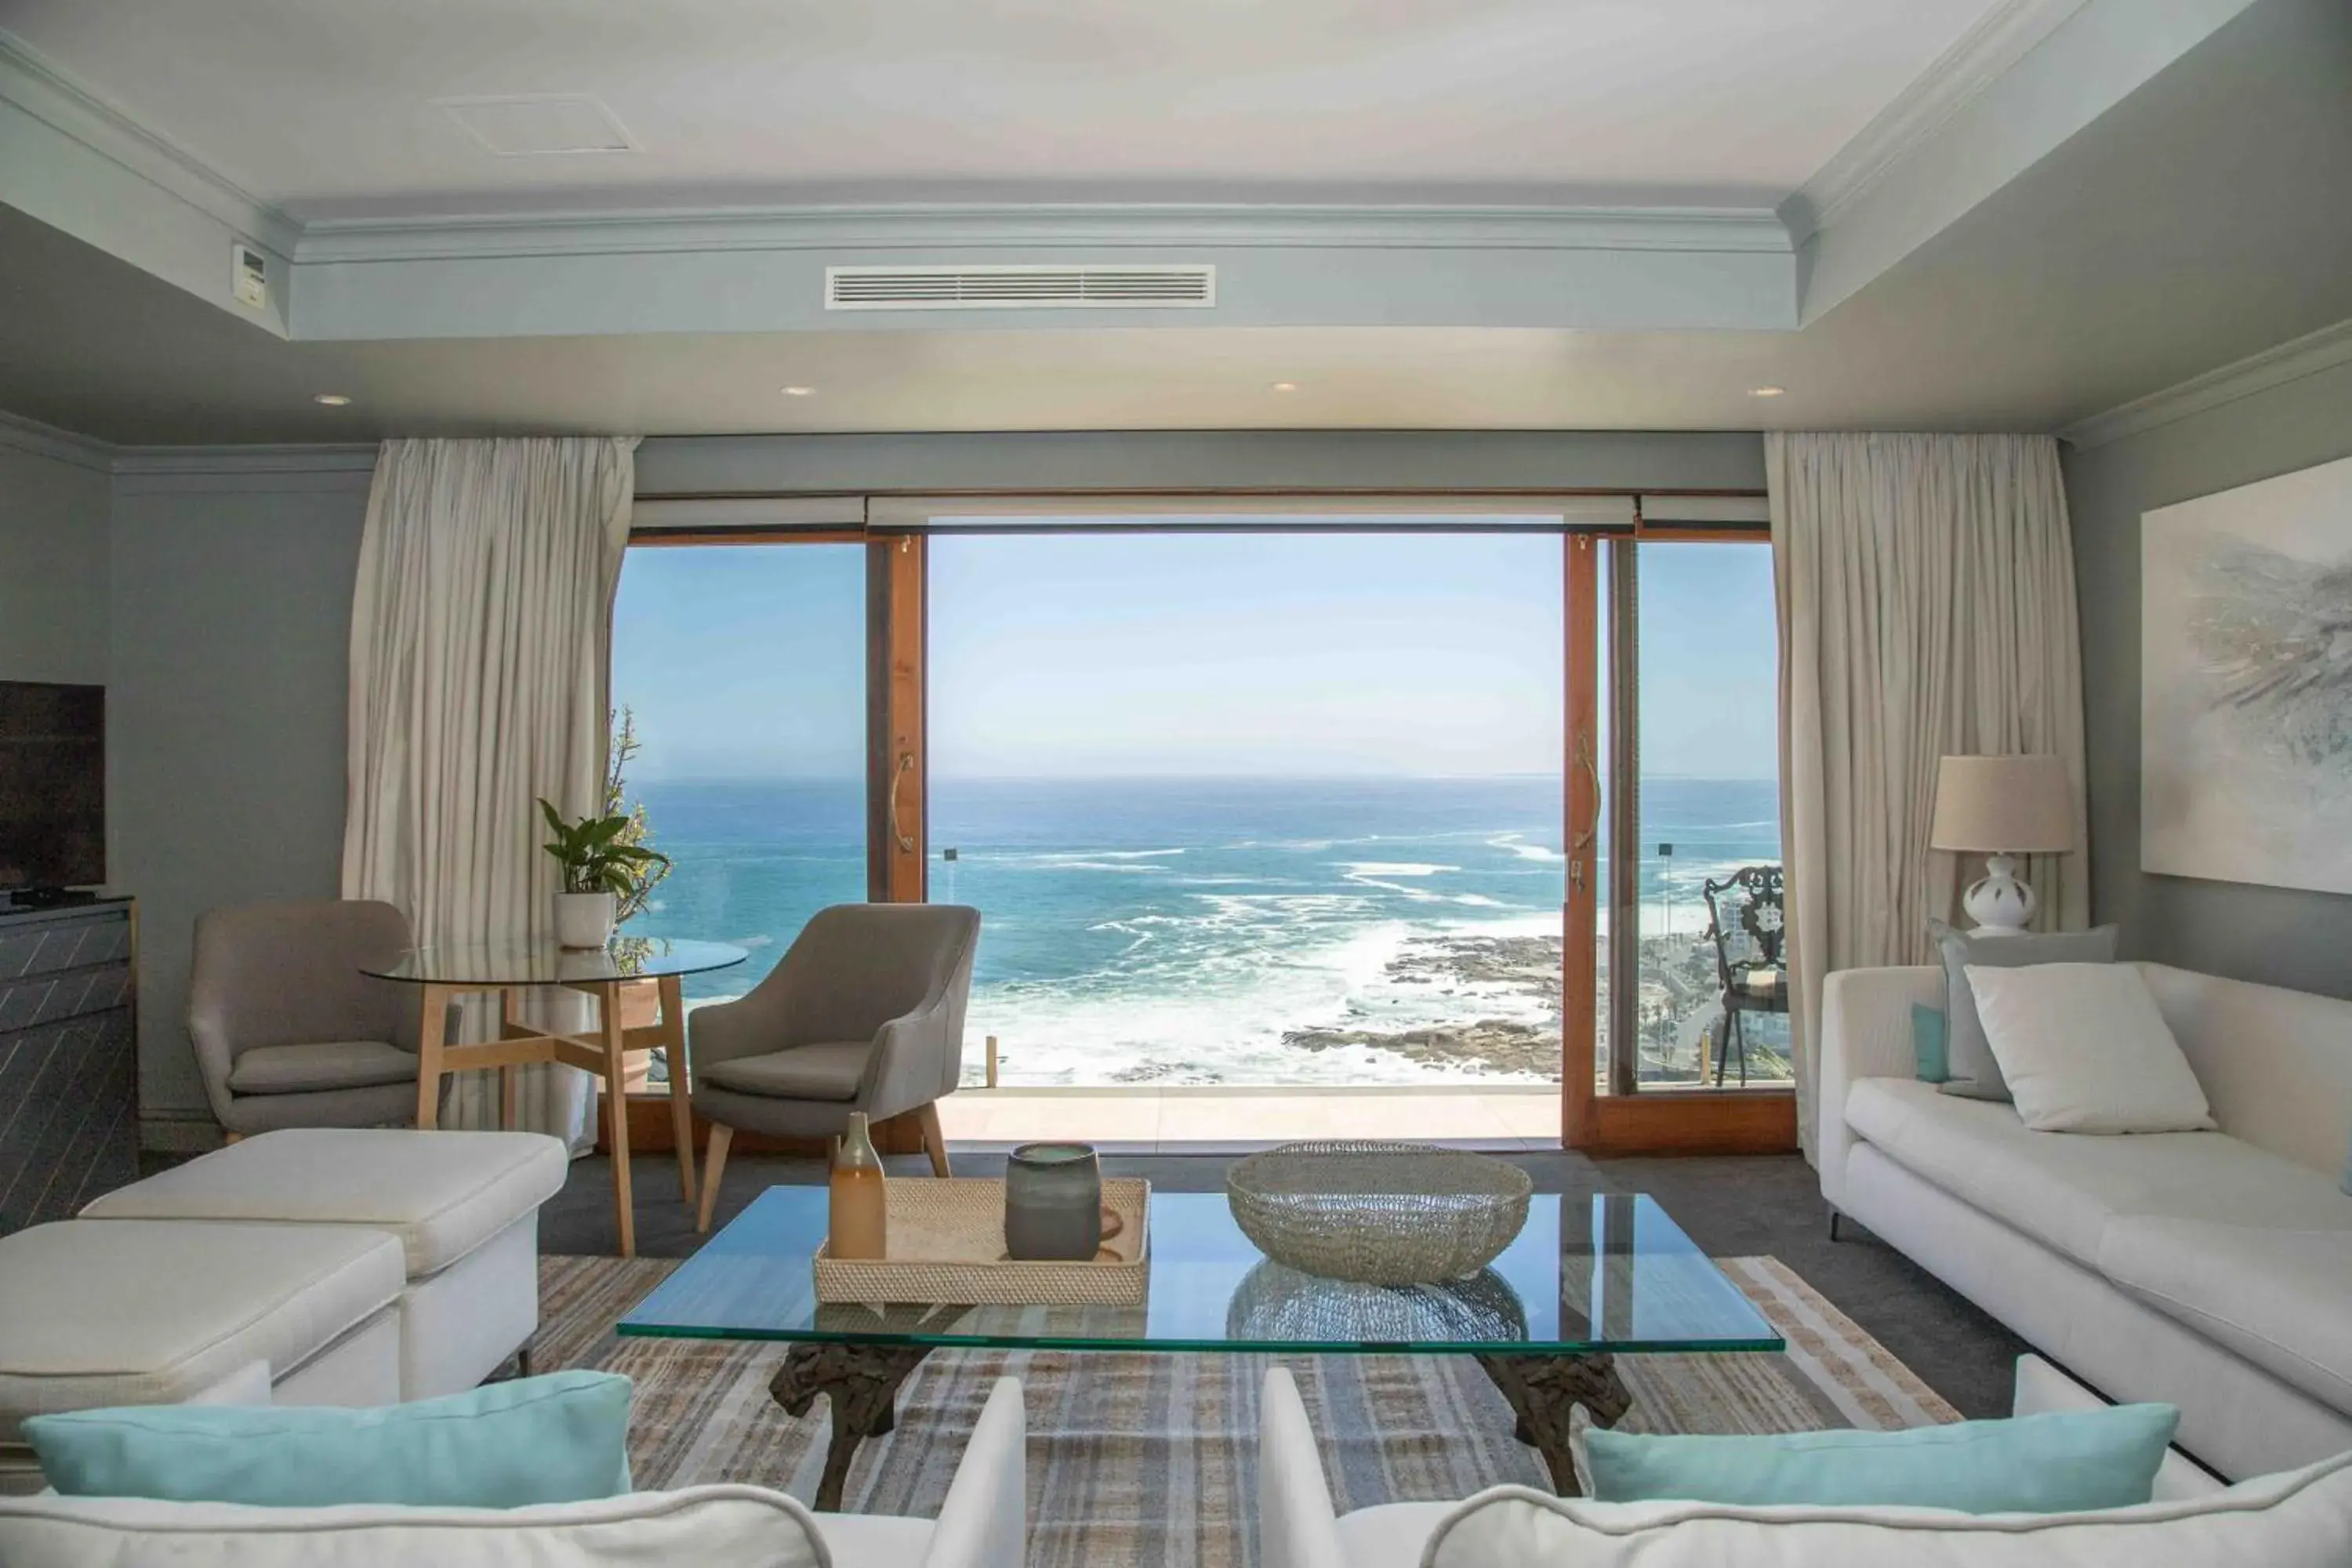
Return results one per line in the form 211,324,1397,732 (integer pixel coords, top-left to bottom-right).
626,775,1777,1084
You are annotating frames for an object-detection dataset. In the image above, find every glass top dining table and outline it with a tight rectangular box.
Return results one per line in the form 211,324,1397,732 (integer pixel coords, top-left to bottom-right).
359,935,748,987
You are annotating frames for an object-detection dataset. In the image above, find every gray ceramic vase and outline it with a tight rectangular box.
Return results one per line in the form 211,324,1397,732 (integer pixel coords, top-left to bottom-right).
1004,1142,1103,1261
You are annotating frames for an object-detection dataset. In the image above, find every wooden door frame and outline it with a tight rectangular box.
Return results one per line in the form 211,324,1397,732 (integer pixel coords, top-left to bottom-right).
869,535,927,903
1559,533,1796,1156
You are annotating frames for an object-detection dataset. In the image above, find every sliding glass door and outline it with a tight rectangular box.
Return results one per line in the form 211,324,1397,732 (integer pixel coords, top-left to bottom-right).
924,528,1566,1091
606,539,870,1093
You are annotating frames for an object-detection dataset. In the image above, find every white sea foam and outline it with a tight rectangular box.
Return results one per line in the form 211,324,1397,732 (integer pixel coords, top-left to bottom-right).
1488,833,1566,863
1339,862,1456,877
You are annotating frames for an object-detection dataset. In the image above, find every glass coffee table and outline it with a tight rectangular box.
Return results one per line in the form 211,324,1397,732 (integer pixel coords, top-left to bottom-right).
620,1187,1779,1507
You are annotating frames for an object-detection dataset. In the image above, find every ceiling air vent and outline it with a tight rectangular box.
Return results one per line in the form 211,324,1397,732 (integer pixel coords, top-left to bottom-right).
826,264,1216,311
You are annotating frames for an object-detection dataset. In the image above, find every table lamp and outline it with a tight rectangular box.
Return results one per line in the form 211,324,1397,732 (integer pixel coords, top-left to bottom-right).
1929,754,2074,935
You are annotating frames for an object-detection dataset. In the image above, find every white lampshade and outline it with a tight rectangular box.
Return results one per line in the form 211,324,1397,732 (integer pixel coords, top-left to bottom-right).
1929,754,2074,854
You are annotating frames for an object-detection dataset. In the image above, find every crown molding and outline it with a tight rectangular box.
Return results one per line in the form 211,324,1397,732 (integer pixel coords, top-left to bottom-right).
0,30,299,258
293,202,1793,266
1782,0,2092,244
111,443,378,496
2061,318,2352,449
0,407,115,474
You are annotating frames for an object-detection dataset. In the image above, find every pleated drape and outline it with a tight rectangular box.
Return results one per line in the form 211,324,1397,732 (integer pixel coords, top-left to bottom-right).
342,436,640,1146
1769,433,2089,1162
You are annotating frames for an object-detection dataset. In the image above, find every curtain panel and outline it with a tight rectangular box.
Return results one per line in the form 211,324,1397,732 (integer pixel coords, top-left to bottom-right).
1769,433,2089,1162
343,436,641,1145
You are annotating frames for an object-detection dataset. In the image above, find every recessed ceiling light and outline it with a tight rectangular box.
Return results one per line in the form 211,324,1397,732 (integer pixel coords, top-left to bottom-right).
1748,386,1787,398
312,394,352,406
1270,381,1299,393
781,386,815,397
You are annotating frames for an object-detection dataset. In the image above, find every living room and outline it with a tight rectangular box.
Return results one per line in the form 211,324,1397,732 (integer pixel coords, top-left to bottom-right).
2,1,2350,1563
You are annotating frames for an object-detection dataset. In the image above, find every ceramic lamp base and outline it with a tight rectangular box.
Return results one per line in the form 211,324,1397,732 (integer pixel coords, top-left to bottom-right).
1962,853,2038,935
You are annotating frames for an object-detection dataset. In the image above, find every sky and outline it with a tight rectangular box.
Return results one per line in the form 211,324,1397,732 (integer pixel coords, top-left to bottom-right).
610,532,1777,781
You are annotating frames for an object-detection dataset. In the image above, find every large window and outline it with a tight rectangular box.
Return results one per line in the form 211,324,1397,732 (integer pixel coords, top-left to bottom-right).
927,532,1565,1087
608,543,868,1007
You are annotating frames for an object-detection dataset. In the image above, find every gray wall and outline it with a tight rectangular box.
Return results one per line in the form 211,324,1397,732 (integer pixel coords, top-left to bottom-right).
108,464,372,1131
0,437,110,683
2065,358,2352,998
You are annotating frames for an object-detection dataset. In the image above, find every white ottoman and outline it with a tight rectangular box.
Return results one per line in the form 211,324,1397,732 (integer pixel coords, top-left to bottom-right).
0,1220,403,1487
81,1129,568,1400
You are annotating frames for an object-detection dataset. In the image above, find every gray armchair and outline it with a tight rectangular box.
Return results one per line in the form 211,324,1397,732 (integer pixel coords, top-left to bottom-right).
691,902,982,1232
188,899,423,1138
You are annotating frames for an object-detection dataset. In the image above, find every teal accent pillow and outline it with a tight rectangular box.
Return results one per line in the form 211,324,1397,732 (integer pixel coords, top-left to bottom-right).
1581,1403,2180,1513
1911,1004,1949,1083
26,1370,633,1508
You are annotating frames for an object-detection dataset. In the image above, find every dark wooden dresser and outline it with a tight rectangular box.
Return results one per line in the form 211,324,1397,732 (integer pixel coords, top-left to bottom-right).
0,898,137,1233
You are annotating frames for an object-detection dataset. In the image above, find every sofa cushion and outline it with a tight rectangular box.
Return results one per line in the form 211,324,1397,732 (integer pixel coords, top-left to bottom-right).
1967,964,2213,1134
226,1041,417,1095
81,1129,568,1278
1929,921,2118,1102
701,1041,869,1102
1842,1078,2352,1268
0,1221,403,1443
1421,1454,2352,1568
2100,1219,2352,1420
27,1370,632,1508
0,1484,827,1568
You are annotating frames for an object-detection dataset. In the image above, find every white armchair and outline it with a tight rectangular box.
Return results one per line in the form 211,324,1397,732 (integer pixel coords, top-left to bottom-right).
0,1375,1029,1568
1257,1360,2223,1568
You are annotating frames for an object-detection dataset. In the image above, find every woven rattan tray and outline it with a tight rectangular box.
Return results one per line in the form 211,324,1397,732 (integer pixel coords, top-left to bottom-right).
813,1176,1151,1305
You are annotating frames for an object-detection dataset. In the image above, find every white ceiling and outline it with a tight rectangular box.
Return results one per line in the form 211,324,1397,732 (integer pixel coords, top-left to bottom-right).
0,0,2003,216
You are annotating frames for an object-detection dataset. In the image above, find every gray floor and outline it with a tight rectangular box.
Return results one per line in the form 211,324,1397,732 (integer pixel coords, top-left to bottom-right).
544,1145,2027,1418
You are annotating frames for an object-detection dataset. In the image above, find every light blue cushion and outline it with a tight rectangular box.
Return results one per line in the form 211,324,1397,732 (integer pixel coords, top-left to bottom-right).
25,1370,632,1508
1581,1403,2180,1513
1911,1004,1948,1083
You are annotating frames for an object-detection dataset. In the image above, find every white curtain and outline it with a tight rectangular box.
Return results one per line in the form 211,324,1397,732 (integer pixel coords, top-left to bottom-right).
1769,433,2089,1161
343,437,641,1147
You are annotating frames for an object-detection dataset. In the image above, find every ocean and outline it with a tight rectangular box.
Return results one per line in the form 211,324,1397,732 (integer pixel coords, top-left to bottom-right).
625,775,1780,1087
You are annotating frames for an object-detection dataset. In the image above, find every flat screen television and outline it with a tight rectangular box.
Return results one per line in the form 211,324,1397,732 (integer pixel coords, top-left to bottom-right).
0,681,105,892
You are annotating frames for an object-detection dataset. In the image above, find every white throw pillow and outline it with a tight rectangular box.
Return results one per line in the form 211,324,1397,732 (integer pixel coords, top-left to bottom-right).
1421,1451,2352,1568
1965,963,2215,1134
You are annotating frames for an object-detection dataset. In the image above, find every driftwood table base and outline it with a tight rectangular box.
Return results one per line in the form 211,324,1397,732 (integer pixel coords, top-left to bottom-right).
771,1340,942,1511
1474,1352,1635,1497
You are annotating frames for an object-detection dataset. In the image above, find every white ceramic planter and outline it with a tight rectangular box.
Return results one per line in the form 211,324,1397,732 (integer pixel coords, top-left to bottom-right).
554,891,617,949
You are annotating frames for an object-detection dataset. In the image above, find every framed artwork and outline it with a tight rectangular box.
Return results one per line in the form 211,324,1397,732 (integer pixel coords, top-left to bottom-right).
2141,452,2352,895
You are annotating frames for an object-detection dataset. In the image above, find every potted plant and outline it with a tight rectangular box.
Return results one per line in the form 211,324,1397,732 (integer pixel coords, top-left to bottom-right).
538,797,672,949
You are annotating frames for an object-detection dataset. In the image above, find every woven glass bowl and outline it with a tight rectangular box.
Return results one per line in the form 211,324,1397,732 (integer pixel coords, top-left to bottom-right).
1225,1140,1534,1286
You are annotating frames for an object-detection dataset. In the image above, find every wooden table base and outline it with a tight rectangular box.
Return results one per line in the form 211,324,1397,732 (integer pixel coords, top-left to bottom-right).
412,971,696,1259
1474,1351,1635,1497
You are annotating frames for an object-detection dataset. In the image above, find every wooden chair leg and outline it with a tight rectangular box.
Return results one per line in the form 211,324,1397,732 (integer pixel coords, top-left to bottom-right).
697,1123,734,1234
916,1101,951,1178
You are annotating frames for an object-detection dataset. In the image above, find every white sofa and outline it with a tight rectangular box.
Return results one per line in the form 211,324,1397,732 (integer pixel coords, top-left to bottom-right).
0,1374,1029,1568
1255,1357,2352,1568
1820,960,2352,1482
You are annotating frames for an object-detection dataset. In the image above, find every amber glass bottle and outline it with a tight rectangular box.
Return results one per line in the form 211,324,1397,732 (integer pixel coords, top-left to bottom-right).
829,1112,888,1260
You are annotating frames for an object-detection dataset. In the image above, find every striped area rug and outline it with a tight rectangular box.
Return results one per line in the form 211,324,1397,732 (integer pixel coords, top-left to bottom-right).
539,1253,1955,1567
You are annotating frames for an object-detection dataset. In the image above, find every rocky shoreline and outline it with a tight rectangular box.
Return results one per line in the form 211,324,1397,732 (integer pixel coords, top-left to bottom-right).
1281,927,1771,1082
